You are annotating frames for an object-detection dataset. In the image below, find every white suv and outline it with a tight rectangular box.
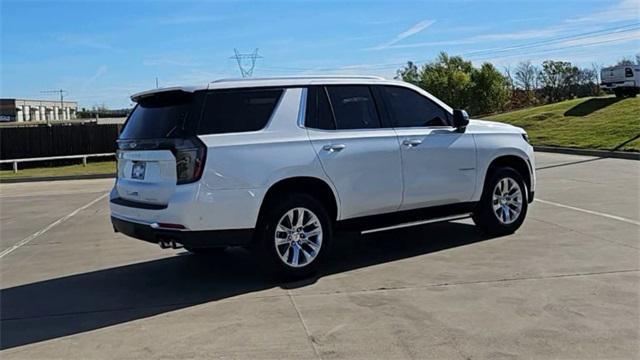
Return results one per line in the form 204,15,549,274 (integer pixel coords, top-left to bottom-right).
110,76,535,277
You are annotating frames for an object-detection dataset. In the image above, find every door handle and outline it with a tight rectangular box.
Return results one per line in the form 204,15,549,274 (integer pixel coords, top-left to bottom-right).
402,139,422,147
322,144,346,152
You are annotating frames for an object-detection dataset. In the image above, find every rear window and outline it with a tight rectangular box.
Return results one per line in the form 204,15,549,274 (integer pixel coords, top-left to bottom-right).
198,88,283,135
120,91,193,140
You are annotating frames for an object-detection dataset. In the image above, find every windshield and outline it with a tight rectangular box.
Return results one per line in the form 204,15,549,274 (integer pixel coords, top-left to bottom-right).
120,91,194,140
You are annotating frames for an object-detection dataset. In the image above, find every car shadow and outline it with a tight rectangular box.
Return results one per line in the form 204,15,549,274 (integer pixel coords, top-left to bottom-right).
0,221,494,350
563,97,621,117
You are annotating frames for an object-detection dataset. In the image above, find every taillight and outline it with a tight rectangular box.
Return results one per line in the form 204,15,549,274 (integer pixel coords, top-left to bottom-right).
625,68,633,77
175,138,206,185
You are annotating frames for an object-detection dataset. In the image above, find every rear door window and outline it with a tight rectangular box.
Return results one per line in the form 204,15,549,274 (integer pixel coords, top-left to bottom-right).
326,86,381,130
382,86,450,127
120,91,194,140
198,88,283,135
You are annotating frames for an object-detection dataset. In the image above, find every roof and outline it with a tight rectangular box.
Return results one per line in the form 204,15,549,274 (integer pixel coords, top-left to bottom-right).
131,75,397,101
129,75,453,113
602,65,640,70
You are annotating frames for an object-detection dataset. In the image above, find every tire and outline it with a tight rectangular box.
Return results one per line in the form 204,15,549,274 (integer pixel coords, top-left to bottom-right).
184,246,227,256
614,89,625,98
472,167,528,236
257,193,332,279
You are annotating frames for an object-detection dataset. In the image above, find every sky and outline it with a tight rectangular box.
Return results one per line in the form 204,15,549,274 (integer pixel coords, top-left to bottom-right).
1,0,639,108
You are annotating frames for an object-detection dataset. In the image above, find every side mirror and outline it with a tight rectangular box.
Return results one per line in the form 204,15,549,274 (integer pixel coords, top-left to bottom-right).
452,109,469,132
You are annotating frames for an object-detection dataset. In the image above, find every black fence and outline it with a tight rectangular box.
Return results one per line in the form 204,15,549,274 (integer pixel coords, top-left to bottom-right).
0,123,122,160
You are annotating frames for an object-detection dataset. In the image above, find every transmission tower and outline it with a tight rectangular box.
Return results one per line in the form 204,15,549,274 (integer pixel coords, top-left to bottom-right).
230,48,262,77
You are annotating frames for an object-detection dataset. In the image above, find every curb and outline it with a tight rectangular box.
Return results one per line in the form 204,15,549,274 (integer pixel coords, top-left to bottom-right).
0,173,115,184
534,146,640,160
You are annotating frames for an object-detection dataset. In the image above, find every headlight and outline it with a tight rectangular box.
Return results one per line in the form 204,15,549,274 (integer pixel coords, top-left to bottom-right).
522,133,530,144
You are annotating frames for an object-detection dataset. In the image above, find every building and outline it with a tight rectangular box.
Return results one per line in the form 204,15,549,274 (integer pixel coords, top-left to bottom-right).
0,98,78,122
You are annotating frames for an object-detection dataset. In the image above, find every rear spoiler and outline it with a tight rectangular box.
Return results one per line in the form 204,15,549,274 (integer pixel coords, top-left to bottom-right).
130,86,200,103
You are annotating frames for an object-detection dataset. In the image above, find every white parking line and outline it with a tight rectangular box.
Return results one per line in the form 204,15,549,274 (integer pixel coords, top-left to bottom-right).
0,192,109,259
536,198,640,226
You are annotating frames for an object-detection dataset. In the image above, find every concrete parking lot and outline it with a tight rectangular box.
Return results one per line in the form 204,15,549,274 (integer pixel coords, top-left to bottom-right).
0,152,638,359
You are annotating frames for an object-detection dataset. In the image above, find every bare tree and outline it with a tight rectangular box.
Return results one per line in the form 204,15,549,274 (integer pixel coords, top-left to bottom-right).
503,65,514,91
591,62,603,84
636,53,640,65
514,61,536,90
616,57,635,66
532,64,540,89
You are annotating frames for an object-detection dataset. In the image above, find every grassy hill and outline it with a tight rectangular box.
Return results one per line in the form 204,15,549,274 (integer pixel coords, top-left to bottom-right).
484,96,640,152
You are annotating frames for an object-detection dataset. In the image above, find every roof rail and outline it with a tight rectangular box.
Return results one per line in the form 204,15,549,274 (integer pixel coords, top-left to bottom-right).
210,75,386,83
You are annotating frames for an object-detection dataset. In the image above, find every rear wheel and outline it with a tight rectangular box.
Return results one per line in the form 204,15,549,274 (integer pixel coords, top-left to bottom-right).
473,167,528,236
257,193,331,278
614,89,625,98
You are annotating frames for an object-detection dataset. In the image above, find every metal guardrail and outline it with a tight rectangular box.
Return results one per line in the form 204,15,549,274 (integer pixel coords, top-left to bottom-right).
0,153,115,173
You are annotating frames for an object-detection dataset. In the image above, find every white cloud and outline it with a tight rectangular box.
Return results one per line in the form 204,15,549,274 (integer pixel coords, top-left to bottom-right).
81,66,108,89
368,26,568,51
156,15,226,25
367,0,639,52
143,55,200,67
53,34,119,51
473,28,564,42
566,0,640,23
372,19,435,50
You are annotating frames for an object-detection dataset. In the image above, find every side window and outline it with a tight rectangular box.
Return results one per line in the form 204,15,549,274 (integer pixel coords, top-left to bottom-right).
326,86,381,130
382,86,449,127
198,89,283,135
305,86,336,130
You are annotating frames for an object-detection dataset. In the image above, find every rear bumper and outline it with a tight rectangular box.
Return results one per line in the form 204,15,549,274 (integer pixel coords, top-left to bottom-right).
601,81,636,89
111,216,254,248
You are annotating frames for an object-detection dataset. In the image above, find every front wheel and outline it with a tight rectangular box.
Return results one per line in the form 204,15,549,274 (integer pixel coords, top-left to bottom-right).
257,193,332,278
473,167,528,236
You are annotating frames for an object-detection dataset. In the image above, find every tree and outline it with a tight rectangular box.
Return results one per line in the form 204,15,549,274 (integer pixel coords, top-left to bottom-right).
468,63,510,115
514,61,536,91
538,60,577,102
636,53,640,65
396,52,509,115
418,52,474,110
395,61,420,85
616,58,635,66
503,65,515,91
591,62,603,84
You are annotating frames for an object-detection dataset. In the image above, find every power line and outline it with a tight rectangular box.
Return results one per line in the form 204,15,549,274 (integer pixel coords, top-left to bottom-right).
40,89,68,124
468,32,640,62
460,23,640,58
259,23,640,73
230,48,262,77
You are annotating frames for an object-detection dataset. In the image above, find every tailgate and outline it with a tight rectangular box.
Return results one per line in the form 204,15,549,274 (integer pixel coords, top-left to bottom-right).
601,68,626,83
116,150,177,205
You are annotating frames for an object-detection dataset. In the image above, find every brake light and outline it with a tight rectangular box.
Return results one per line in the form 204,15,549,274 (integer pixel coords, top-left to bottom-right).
175,138,206,185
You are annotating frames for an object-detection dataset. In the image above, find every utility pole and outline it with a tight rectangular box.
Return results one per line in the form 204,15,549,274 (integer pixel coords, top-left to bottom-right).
230,48,262,78
155,77,159,88
40,89,68,124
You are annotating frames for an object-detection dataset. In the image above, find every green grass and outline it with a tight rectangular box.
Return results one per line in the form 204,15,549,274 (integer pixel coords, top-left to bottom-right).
0,160,115,180
484,96,640,151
